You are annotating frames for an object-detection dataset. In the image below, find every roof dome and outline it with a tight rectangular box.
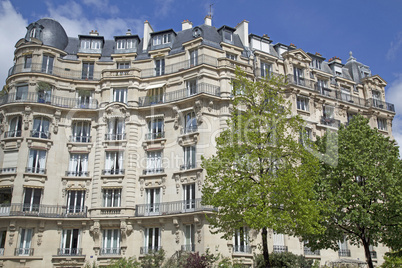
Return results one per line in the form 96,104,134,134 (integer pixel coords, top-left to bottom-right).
26,18,68,51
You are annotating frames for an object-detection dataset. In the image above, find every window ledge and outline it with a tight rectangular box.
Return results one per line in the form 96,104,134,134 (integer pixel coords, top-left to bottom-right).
296,109,310,116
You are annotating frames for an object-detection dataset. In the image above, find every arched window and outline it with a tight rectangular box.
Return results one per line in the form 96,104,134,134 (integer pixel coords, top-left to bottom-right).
6,116,22,138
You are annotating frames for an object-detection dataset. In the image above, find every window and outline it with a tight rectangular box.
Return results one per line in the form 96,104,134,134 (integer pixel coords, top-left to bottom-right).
323,105,334,119
187,80,197,95
67,154,88,177
106,118,125,140
297,96,309,111
116,39,134,50
77,90,93,109
144,228,160,254
273,232,287,252
29,27,39,38
190,49,198,66
223,31,233,42
42,55,54,74
338,238,350,257
299,128,312,145
0,230,6,256
71,121,91,142
317,79,329,95
37,86,52,104
24,55,32,69
347,113,356,124
260,62,272,78
32,117,50,139
23,188,41,212
147,118,164,140
15,85,28,101
17,229,33,256
234,227,249,253
117,62,130,69
60,229,80,255
104,151,124,175
310,59,321,69
67,190,85,214
155,59,165,76
102,229,120,255
113,88,127,103
27,149,46,174
183,224,195,252
226,53,237,61
146,151,163,174
182,146,196,170
183,183,195,210
153,34,171,46
6,116,22,138
183,111,197,134
377,118,387,131
81,39,101,50
146,188,160,214
103,189,121,207
372,90,381,107
293,67,304,86
148,87,164,104
80,39,91,49
82,62,94,80
341,87,351,102
0,188,12,209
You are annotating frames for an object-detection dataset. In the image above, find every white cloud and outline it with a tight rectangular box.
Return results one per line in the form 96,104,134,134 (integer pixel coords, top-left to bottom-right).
154,0,175,18
386,31,402,61
0,0,28,88
386,74,402,156
82,0,119,15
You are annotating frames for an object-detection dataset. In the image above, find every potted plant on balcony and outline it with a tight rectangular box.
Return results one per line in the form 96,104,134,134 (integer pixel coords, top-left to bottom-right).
36,82,52,104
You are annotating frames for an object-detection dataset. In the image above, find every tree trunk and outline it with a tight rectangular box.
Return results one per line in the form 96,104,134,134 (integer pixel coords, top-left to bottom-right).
362,238,374,268
261,227,271,268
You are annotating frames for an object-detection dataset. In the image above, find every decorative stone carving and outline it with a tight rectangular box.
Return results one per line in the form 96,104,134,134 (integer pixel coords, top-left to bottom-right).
23,106,32,130
89,221,100,238
194,100,203,125
173,106,180,129
53,109,61,134
208,101,214,112
37,221,45,245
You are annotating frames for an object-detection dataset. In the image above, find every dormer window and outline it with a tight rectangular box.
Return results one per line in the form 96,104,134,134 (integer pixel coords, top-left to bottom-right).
224,31,233,43
26,22,43,41
153,34,172,46
310,59,321,69
80,39,102,50
116,39,135,49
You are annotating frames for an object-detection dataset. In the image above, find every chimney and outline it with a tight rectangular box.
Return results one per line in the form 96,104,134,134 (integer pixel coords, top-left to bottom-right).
143,20,154,51
126,29,132,36
89,30,99,36
182,20,193,31
235,20,249,47
204,15,212,26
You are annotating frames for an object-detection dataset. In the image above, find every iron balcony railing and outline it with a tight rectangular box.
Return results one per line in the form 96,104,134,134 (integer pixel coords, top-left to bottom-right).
25,167,46,174
338,249,351,257
0,167,17,173
0,92,98,109
100,248,121,255
140,246,162,254
180,163,196,170
0,203,87,218
58,248,83,256
287,75,316,90
4,130,21,138
102,169,125,175
139,83,220,107
233,245,252,254
370,98,395,112
135,198,214,217
320,116,341,128
65,171,90,177
145,132,165,140
8,63,101,81
181,126,198,135
181,244,195,252
304,247,320,255
30,130,50,139
140,55,218,78
15,248,34,256
105,133,126,141
273,245,288,253
69,135,92,143
142,168,165,175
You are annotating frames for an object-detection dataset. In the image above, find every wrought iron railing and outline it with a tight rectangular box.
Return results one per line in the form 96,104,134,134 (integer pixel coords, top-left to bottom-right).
1,203,87,218
0,167,17,173
338,249,351,257
100,248,121,255
304,247,320,255
142,168,165,175
102,169,125,175
30,130,50,139
233,245,252,253
69,135,91,143
25,167,46,174
369,98,395,112
273,245,288,253
140,247,162,254
65,171,90,177
180,163,196,170
135,198,214,217
4,130,21,138
181,126,198,135
15,248,34,256
105,133,126,141
181,244,195,252
57,248,83,256
287,75,315,90
145,132,165,140
139,83,220,107
320,116,341,128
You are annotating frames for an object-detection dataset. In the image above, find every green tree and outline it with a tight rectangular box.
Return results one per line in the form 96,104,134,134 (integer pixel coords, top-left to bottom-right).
140,249,165,268
108,257,141,268
304,115,402,268
201,68,322,268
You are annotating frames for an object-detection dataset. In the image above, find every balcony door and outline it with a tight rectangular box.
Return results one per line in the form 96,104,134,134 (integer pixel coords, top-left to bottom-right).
145,227,160,253
146,188,160,215
183,183,195,210
18,229,32,256
32,117,50,138
67,190,85,213
60,229,79,255
23,188,41,212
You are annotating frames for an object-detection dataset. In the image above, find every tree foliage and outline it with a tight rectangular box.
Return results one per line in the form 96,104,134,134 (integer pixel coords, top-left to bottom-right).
254,252,316,268
201,68,322,267
304,115,402,268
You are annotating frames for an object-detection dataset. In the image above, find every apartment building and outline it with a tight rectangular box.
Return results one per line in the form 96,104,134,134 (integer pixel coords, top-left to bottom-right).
0,16,394,267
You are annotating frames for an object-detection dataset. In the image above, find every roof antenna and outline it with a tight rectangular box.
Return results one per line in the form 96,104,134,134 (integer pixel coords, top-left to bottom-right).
209,3,214,19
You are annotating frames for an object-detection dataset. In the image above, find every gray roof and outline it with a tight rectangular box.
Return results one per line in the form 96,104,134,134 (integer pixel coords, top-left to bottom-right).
33,18,69,51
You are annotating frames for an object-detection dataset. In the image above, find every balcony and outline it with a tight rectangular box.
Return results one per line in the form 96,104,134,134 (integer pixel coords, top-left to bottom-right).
139,82,220,107
180,163,196,170
4,130,21,138
335,91,367,107
102,169,125,175
140,246,162,255
181,244,195,252
15,248,34,256
181,126,198,135
0,92,98,109
233,245,252,254
65,171,90,177
370,98,395,112
25,167,46,174
57,248,83,256
287,75,315,90
338,249,351,257
135,198,214,217
145,132,165,140
30,130,51,139
320,116,341,128
100,248,121,255
69,135,91,143
1,203,87,218
0,167,17,174
8,63,101,81
304,247,320,256
104,133,126,141
142,168,164,175
140,54,217,78
273,245,288,253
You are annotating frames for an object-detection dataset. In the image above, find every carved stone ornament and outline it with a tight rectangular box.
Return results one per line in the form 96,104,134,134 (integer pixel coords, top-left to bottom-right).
0,110,5,132
103,104,129,122
194,100,203,125
173,106,180,129
24,105,32,130
53,109,61,134
89,221,100,238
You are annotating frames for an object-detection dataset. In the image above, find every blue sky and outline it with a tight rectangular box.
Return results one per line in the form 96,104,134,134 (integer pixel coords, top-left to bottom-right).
1,0,402,149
